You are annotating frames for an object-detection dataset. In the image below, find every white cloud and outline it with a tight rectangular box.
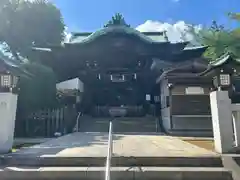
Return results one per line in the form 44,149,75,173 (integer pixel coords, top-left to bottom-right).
136,20,202,43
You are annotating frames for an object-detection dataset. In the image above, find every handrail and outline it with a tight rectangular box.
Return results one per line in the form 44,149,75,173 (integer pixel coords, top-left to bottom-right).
155,117,158,132
105,120,113,180
73,112,82,132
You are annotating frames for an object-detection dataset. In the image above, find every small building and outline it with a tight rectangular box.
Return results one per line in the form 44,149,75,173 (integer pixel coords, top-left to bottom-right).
157,53,240,136
156,58,213,136
0,52,29,93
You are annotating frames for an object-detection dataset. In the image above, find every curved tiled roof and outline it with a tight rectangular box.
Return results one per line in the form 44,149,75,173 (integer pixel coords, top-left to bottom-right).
0,52,32,77
210,52,240,67
199,53,240,76
69,26,166,44
0,51,20,68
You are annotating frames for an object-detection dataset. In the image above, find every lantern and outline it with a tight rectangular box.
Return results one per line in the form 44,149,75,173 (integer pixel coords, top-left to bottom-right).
213,72,231,90
0,71,19,92
219,74,231,86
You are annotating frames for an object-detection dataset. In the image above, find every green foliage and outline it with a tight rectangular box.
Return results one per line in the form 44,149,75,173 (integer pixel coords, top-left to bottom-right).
0,0,65,60
228,12,240,21
104,13,130,27
0,0,65,115
189,13,240,61
18,62,58,116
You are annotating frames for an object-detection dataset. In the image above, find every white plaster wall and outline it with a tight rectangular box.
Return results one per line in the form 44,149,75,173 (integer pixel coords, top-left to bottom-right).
0,93,18,154
160,79,171,130
210,91,234,153
56,78,84,92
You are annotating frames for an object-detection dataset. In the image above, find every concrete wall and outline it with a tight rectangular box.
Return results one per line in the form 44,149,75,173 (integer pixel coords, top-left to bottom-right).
160,80,213,135
0,93,18,153
160,79,171,131
210,91,240,153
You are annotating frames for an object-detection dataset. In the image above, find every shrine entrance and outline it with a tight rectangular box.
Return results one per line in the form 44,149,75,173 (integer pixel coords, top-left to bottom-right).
32,22,209,134
80,69,160,117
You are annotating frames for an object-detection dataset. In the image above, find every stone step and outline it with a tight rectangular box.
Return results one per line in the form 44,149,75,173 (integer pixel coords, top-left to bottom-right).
0,167,232,180
79,117,157,132
0,156,223,167
85,121,156,125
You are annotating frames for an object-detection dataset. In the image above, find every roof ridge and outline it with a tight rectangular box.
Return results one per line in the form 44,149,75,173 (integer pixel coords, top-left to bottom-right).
69,26,166,44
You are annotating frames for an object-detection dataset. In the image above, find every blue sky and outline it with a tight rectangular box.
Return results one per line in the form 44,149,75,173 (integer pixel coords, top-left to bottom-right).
52,0,240,32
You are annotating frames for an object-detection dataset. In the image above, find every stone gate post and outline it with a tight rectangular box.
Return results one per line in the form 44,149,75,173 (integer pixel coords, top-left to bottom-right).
210,90,234,153
0,92,18,153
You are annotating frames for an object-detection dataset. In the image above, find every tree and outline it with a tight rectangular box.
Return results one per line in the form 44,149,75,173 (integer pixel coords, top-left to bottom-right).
188,13,240,61
229,12,240,21
0,0,65,60
0,0,65,117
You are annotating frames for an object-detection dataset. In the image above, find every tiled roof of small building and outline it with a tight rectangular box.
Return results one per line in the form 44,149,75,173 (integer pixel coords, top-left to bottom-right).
210,53,240,67
0,51,20,68
0,51,32,77
197,53,240,77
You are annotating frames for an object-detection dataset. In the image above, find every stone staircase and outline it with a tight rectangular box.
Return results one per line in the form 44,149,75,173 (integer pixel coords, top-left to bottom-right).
0,131,235,179
0,119,236,180
0,155,233,179
78,115,158,132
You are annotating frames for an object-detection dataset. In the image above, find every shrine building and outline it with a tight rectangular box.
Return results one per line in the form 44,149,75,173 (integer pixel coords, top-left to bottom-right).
32,16,220,136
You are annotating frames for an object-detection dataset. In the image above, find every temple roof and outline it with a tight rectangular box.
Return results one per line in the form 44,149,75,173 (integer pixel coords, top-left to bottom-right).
210,53,240,67
0,52,19,69
151,45,208,70
156,58,209,83
0,52,32,78
31,25,208,82
68,26,166,44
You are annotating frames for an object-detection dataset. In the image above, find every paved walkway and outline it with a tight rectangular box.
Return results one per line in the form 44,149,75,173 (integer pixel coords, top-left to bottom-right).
11,132,218,157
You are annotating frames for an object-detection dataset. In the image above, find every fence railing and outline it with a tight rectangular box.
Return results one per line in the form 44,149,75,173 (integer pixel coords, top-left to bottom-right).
23,106,77,138
105,120,113,180
73,112,82,132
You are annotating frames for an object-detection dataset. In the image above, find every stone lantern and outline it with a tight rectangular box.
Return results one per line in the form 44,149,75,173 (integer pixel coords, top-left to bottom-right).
201,53,240,94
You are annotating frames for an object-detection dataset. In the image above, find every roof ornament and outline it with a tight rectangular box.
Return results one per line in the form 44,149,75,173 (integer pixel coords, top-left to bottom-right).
104,13,130,28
